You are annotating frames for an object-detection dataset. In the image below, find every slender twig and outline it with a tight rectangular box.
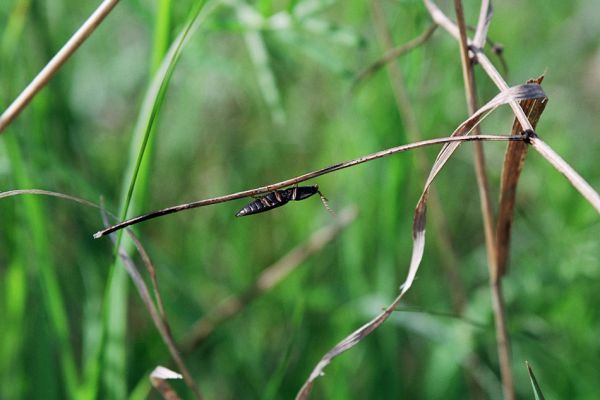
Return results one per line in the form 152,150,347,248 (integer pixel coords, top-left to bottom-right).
453,1,513,398
453,2,498,281
496,76,547,278
0,0,120,134
366,0,488,398
0,188,200,398
472,0,491,49
528,134,600,214
352,22,438,90
180,207,357,353
102,212,203,399
424,0,533,132
369,0,466,315
295,81,543,399
94,134,526,238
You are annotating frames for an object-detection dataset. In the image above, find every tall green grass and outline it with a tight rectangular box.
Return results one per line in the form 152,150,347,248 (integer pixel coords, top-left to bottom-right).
1,0,600,399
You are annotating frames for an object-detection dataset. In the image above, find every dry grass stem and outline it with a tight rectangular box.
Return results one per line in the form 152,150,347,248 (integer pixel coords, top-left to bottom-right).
496,76,547,279
529,135,600,214
94,133,529,238
0,0,120,134
0,188,201,397
453,1,513,398
297,83,544,399
180,207,357,353
352,22,437,89
370,0,466,324
424,0,533,131
150,366,183,400
101,212,203,399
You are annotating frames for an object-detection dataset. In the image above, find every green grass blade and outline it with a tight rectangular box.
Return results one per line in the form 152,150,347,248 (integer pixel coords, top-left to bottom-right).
151,0,172,75
3,132,79,399
526,362,546,400
0,260,27,399
99,1,224,398
233,1,285,125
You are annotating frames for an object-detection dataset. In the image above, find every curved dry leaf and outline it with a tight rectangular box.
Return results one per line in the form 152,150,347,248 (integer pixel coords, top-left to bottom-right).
424,0,535,132
473,0,493,50
0,189,102,210
181,207,358,352
95,134,523,238
0,188,201,398
296,83,545,399
496,76,547,279
151,366,183,400
529,135,600,215
100,210,202,399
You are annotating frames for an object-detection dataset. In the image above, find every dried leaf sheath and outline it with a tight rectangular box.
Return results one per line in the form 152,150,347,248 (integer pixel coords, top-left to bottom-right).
495,76,548,279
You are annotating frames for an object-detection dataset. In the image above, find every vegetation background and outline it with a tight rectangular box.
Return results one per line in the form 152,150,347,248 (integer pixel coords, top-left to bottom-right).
1,0,599,399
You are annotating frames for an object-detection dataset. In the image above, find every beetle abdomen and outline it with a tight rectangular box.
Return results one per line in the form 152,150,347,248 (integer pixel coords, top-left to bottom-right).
235,190,289,217
235,185,320,217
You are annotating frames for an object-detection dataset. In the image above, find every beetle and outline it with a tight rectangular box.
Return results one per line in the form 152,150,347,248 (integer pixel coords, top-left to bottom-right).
236,185,331,217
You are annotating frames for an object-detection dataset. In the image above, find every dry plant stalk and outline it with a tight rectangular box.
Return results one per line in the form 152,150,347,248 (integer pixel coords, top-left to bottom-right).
296,83,545,400
368,0,467,313
4,1,600,399
451,1,517,399
0,0,120,134
423,3,600,400
180,207,358,353
102,215,203,400
0,189,202,398
496,75,548,279
352,22,438,89
150,366,183,400
94,133,528,237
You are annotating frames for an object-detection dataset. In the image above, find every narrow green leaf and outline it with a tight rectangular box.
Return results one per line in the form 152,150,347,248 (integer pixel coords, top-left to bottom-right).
3,132,79,399
526,361,546,400
99,1,224,398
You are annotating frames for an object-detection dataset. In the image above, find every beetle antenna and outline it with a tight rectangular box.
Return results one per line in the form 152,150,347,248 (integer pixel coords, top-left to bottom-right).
318,191,336,217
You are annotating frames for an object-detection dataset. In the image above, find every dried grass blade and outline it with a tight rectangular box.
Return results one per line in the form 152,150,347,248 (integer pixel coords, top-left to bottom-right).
352,23,438,90
296,83,545,399
426,84,544,189
100,211,203,399
529,135,600,215
94,134,523,238
150,366,183,400
181,206,358,353
405,83,544,295
424,0,535,132
424,0,460,40
473,0,492,50
495,76,547,278
0,189,167,320
0,0,119,134
0,188,102,209
296,291,406,400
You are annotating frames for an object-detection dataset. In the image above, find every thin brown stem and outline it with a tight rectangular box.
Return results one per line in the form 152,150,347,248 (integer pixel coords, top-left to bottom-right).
452,1,514,399
369,0,466,315
94,134,526,238
0,0,120,134
352,22,438,90
490,279,512,400
423,0,533,132
180,207,357,353
101,212,203,399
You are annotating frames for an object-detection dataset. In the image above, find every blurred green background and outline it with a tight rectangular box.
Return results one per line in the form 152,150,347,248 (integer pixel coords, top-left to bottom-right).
1,0,600,398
